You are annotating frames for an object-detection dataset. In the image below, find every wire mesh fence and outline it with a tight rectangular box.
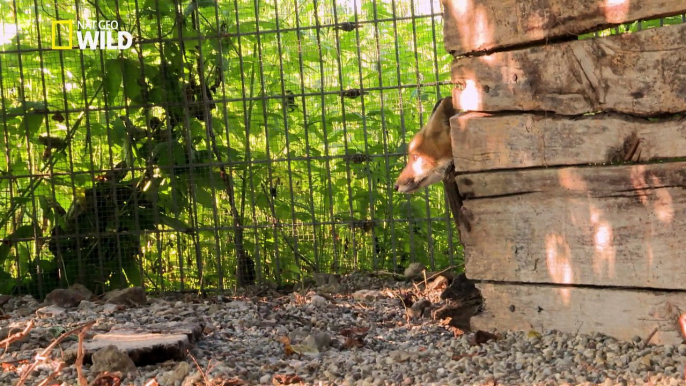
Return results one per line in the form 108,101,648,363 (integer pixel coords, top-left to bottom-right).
0,0,458,298
1,0,682,299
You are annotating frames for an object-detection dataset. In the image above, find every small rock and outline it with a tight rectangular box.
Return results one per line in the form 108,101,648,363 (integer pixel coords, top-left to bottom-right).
104,287,147,306
404,262,425,280
78,301,98,311
181,372,203,386
226,301,248,310
389,350,414,363
407,299,431,319
303,332,331,351
583,349,595,359
353,290,381,302
69,283,94,300
310,295,327,308
91,345,137,374
0,294,12,308
36,305,66,318
313,273,340,287
45,289,84,308
207,304,220,314
159,361,191,386
103,303,123,314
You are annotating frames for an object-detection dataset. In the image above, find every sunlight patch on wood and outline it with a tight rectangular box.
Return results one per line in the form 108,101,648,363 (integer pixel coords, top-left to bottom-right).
545,233,573,305
651,175,675,225
603,0,631,23
558,168,589,192
458,79,481,111
589,206,616,280
445,0,493,53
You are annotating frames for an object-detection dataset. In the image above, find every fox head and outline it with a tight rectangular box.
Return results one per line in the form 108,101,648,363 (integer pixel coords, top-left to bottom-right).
394,96,455,194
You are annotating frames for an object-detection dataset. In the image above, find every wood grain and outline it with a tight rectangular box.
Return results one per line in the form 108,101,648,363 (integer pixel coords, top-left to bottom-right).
460,179,686,289
450,23,686,116
472,283,686,345
457,162,686,199
442,0,686,56
450,112,686,173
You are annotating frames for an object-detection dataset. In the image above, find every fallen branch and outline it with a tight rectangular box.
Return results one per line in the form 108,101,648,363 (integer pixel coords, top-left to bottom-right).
35,362,65,386
642,327,659,348
420,265,458,286
368,270,405,279
1,319,34,351
76,323,90,386
17,320,96,386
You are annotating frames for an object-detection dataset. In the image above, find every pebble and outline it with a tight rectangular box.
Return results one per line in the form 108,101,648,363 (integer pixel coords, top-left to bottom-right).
1,274,685,386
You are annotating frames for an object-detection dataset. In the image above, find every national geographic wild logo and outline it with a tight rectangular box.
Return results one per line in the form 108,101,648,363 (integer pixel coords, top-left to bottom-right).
51,20,133,50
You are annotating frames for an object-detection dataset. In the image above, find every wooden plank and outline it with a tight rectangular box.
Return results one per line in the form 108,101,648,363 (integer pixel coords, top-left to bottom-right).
442,0,686,56
460,181,686,289
450,112,686,173
450,23,686,116
457,162,686,199
472,283,686,345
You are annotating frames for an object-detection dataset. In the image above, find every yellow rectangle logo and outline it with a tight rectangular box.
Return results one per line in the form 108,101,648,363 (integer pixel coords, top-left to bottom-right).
51,20,73,50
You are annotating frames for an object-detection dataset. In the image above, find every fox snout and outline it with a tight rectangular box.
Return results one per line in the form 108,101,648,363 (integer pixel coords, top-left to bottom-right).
394,166,420,193
394,96,455,194
394,155,449,193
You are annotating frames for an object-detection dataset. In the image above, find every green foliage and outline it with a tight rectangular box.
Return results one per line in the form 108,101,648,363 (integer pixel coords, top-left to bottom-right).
0,0,459,295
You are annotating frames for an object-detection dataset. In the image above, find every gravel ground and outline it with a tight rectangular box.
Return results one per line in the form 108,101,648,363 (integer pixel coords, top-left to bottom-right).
1,273,685,386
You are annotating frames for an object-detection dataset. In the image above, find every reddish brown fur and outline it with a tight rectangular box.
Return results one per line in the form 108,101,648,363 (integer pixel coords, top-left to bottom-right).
394,97,455,193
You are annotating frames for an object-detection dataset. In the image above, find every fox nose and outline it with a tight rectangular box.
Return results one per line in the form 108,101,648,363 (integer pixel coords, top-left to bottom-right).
393,183,399,191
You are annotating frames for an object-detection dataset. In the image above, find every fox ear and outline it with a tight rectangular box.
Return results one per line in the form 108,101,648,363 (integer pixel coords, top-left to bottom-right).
427,96,455,135
438,96,455,124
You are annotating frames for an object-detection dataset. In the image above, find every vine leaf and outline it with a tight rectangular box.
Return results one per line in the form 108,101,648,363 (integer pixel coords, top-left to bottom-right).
104,58,123,106
159,214,192,233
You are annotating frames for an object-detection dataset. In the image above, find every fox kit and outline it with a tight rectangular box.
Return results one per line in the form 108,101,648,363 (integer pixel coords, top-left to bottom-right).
394,97,455,194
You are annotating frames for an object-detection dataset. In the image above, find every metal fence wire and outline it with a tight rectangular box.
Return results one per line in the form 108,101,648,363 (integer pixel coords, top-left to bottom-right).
0,0,458,298
0,0,683,298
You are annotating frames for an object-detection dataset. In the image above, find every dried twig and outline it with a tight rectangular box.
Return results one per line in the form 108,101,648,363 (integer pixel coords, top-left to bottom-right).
1,320,34,350
643,327,659,348
394,293,411,324
368,270,405,279
17,320,96,386
35,362,65,386
420,266,458,286
188,350,210,386
76,323,90,386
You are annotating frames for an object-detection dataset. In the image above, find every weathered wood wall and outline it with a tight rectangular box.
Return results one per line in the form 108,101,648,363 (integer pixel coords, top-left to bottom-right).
443,0,686,56
444,0,686,344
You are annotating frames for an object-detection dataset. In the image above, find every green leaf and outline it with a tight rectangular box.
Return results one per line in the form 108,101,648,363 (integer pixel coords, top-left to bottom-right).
110,119,127,145
156,141,187,168
194,186,215,208
10,196,32,206
104,59,123,106
184,0,216,17
122,258,143,287
276,202,291,219
7,224,36,240
22,114,45,134
0,270,14,293
122,59,142,101
159,214,191,233
294,211,311,222
0,244,10,263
